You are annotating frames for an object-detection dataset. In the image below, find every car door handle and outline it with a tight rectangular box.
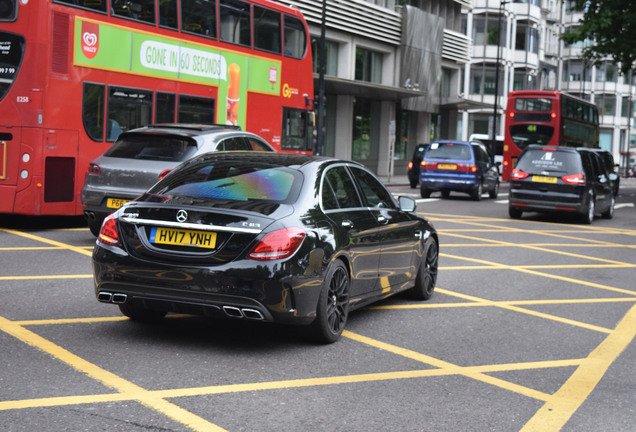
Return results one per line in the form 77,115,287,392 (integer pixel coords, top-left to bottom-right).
341,220,354,229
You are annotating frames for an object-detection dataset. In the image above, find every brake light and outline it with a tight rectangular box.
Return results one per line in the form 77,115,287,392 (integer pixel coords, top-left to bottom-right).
408,161,413,171
98,214,119,246
562,173,585,185
421,161,436,169
159,169,172,179
457,163,477,172
511,169,529,180
88,163,101,175
247,228,306,261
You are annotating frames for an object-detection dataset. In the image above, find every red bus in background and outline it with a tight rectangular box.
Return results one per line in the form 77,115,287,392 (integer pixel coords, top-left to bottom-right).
0,0,314,216
502,90,599,181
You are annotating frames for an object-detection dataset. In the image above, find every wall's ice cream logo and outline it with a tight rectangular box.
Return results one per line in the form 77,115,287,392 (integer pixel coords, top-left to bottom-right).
81,21,99,59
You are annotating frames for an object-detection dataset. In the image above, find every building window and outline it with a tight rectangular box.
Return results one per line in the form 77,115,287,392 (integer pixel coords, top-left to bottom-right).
470,64,499,96
597,94,616,116
355,47,383,84
311,39,338,76
516,21,539,54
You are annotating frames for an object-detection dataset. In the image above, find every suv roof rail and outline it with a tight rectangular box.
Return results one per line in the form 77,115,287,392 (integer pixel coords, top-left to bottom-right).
149,123,242,131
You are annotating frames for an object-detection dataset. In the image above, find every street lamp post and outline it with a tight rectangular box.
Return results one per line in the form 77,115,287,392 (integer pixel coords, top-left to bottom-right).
492,1,508,143
315,0,327,155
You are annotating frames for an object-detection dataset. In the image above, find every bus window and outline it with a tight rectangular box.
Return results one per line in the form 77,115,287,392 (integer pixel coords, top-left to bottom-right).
284,15,307,59
83,83,106,141
158,0,178,29
181,0,216,37
155,92,176,123
220,0,251,47
177,95,215,124
112,0,156,24
254,6,281,54
54,0,107,13
0,33,24,101
107,87,153,140
282,107,311,151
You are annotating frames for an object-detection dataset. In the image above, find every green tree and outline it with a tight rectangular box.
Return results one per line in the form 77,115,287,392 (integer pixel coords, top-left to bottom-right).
561,0,636,75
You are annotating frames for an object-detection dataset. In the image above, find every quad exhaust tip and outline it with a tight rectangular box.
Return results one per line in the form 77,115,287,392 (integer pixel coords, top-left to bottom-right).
97,291,127,304
223,306,265,320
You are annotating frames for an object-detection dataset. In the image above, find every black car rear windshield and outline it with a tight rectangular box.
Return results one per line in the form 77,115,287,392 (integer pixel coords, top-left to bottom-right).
149,159,302,204
516,149,582,175
425,142,472,161
104,134,197,161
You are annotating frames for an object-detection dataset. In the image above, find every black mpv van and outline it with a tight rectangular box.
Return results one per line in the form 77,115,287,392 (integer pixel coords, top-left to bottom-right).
509,145,614,224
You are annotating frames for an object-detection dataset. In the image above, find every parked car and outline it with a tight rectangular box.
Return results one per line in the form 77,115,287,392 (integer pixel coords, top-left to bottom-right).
92,152,438,343
589,149,620,196
419,140,500,200
407,144,427,188
509,145,614,223
81,124,275,235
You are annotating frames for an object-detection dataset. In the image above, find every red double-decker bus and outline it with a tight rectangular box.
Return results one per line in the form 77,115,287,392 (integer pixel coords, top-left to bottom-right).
0,0,314,216
502,90,599,180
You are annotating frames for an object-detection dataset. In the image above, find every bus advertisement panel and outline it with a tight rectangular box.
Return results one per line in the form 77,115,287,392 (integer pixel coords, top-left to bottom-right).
0,0,314,216
502,90,599,181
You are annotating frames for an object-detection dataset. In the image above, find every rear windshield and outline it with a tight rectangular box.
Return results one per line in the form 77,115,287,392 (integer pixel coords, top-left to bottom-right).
149,159,302,204
104,134,197,161
516,149,582,175
425,142,472,161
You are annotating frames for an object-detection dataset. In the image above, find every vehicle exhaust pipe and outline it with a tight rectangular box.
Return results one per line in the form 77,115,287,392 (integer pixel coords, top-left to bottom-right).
242,308,265,320
112,293,128,304
222,306,243,318
98,291,113,303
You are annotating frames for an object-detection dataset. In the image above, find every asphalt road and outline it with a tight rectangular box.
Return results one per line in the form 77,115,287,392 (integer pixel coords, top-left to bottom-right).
1,181,635,431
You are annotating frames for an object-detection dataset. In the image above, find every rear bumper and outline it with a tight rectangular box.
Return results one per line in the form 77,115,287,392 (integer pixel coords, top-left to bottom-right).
92,246,320,325
509,188,585,213
420,173,479,191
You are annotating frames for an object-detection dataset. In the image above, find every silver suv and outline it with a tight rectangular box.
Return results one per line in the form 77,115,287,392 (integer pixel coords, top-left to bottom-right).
81,124,275,235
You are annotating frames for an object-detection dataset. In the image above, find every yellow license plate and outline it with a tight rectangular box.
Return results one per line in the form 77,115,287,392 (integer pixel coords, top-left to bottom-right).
149,227,217,249
106,198,131,209
437,163,457,170
532,175,557,184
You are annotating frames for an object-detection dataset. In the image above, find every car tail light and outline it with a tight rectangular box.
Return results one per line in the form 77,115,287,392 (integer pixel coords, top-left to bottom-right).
247,228,306,261
457,163,477,172
562,173,585,185
98,214,120,246
88,163,101,175
511,169,529,180
407,161,413,171
421,161,436,170
159,169,172,179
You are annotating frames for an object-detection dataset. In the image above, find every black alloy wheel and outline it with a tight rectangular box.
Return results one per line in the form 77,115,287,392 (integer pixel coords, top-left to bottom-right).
410,237,438,300
309,260,350,344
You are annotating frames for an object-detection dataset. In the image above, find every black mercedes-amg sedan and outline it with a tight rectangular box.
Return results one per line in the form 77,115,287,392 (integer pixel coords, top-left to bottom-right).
92,152,438,343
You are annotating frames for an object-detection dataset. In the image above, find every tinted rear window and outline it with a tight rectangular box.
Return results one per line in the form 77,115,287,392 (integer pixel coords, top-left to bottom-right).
104,135,197,161
149,159,302,203
516,149,582,174
425,143,472,161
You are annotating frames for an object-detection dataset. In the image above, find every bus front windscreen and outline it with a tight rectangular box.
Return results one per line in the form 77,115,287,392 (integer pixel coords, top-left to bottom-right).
0,32,24,102
509,124,554,150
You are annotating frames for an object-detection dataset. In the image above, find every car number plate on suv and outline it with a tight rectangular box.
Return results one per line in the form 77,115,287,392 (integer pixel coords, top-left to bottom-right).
107,198,131,209
437,163,457,170
531,175,557,184
149,227,217,248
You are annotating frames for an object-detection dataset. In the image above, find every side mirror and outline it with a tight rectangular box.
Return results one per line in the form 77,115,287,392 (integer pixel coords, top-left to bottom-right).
398,196,416,212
